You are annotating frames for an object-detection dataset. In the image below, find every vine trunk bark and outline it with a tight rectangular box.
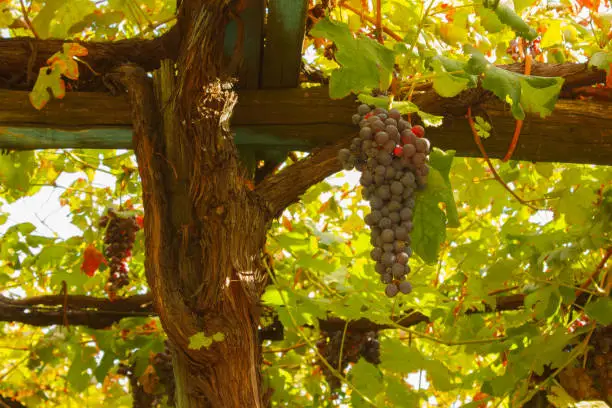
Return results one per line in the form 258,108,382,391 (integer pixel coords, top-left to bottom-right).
119,2,272,406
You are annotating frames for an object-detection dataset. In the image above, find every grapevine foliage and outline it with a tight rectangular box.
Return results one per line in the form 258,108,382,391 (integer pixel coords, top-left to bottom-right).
0,0,611,407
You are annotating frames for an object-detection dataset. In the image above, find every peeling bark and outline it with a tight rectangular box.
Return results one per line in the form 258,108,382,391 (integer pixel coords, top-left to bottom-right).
118,2,270,406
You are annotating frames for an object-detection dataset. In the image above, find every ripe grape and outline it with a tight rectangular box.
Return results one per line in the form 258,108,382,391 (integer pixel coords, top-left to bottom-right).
399,281,413,294
337,105,431,297
385,283,399,297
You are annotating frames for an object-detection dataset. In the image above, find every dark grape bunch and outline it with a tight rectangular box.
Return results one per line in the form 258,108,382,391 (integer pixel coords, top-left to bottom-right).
99,209,140,293
338,104,432,297
316,330,381,390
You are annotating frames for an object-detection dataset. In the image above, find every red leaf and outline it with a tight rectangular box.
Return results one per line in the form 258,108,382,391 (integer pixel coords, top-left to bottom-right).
81,244,106,277
135,215,144,229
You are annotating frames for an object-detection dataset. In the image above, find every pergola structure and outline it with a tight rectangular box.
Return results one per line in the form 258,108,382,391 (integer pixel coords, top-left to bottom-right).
0,1,610,166
0,1,611,406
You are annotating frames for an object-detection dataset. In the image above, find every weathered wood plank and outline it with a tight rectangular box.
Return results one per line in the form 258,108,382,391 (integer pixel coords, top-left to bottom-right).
223,0,265,88
261,0,309,88
0,88,611,165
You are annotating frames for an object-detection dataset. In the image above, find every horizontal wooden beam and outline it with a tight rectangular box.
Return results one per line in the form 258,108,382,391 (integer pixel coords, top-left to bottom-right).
1,87,611,165
0,30,177,90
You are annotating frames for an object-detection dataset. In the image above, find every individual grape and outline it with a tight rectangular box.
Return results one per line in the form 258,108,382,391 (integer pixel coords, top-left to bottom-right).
384,118,397,127
374,175,385,185
415,137,430,153
399,281,413,294
393,240,405,252
391,263,405,278
400,130,417,145
375,262,386,274
381,252,395,266
381,273,392,284
382,243,394,252
398,119,410,131
377,185,391,200
377,151,393,166
371,120,385,132
393,145,403,157
352,113,362,124
370,247,382,261
338,148,351,163
412,153,426,166
380,207,389,216
389,212,400,223
360,171,373,187
411,125,425,138
400,207,413,221
403,144,416,158
371,226,382,238
395,225,408,241
375,165,386,177
396,252,409,265
388,201,401,212
385,283,399,297
388,109,401,121
401,172,416,187
370,210,382,224
404,197,416,208
377,113,388,121
360,127,373,140
370,197,383,210
375,131,389,145
390,181,403,195
379,217,392,229
385,166,396,180
358,104,371,115
386,124,399,140
381,229,395,243
383,139,396,153
402,221,413,232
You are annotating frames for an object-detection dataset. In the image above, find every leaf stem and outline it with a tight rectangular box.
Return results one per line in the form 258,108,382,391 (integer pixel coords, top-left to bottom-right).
339,1,403,41
337,320,349,371
18,0,39,40
466,107,546,211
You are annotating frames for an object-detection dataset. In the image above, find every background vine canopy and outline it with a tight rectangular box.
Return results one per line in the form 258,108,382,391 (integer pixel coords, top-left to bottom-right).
0,0,610,407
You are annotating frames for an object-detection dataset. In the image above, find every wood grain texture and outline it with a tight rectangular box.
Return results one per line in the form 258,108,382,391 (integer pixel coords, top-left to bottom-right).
224,0,265,88
261,0,309,88
0,28,178,89
1,86,611,165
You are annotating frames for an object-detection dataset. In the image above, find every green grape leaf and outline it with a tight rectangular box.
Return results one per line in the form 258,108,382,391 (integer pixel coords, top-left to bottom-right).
311,18,394,99
413,190,446,264
428,148,459,227
494,5,537,40
590,51,612,74
29,66,65,110
584,297,612,325
188,332,213,350
430,56,477,98
476,5,504,33
466,49,564,120
349,360,383,400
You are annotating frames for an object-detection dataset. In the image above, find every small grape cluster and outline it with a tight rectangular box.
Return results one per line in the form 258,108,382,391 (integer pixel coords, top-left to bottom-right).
316,330,381,390
99,209,140,292
153,347,176,407
338,104,431,297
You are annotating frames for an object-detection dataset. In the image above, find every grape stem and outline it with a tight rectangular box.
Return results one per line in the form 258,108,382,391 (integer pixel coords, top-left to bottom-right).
339,1,403,41
466,107,546,211
575,247,612,298
502,52,532,162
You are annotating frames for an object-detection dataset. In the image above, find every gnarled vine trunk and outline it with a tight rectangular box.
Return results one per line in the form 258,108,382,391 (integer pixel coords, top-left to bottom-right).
119,2,272,406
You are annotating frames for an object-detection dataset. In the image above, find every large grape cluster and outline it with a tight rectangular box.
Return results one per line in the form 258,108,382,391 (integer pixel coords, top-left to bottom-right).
316,330,381,390
99,209,140,293
338,104,431,297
